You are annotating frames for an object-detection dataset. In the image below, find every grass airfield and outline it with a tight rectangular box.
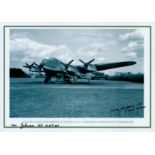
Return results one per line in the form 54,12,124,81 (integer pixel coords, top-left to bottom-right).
10,78,144,118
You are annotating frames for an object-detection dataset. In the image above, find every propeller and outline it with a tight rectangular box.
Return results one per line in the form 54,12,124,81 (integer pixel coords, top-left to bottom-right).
34,62,43,70
23,62,36,73
31,62,45,72
65,59,74,69
23,62,35,69
79,59,95,67
67,59,74,66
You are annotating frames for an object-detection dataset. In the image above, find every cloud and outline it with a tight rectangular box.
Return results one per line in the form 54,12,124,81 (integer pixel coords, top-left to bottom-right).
10,29,144,74
119,29,144,59
10,32,107,68
119,29,144,41
10,32,29,39
10,30,132,69
91,40,117,48
121,40,143,59
75,41,117,63
76,46,104,64
126,52,137,58
10,34,75,69
122,40,143,51
80,32,114,40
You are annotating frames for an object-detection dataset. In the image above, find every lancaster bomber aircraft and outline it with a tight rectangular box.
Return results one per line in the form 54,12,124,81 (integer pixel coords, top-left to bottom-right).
23,58,136,84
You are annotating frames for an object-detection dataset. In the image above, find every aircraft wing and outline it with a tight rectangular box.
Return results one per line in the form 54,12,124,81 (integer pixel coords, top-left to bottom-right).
77,61,136,72
95,61,136,71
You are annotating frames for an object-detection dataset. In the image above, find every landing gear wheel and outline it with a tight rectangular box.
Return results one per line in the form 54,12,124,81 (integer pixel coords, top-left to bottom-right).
69,76,78,84
44,76,50,84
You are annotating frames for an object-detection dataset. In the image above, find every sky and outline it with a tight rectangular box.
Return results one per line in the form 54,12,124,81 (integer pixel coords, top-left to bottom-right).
9,28,144,74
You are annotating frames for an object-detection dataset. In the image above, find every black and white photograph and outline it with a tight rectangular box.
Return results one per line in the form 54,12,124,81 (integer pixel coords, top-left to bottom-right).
0,1,155,155
3,25,151,128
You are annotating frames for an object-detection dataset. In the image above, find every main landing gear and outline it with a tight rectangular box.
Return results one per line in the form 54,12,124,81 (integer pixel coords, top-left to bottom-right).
44,75,51,84
68,76,78,84
44,74,78,84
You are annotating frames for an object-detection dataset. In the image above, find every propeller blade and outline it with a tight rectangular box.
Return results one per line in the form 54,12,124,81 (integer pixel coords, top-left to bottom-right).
87,59,95,64
23,65,29,68
24,62,35,70
67,59,74,66
65,60,74,71
24,63,31,68
79,59,95,66
79,59,85,64
33,62,43,72
30,62,35,67
34,63,39,66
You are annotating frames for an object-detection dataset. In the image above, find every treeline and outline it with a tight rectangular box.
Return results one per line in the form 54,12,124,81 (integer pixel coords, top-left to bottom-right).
10,68,144,83
108,72,144,83
10,68,30,78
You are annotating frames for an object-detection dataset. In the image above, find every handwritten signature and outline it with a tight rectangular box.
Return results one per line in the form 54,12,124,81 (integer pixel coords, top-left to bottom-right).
111,103,145,112
11,123,60,129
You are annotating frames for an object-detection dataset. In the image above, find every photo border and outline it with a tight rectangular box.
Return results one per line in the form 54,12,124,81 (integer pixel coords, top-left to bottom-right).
3,24,152,129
